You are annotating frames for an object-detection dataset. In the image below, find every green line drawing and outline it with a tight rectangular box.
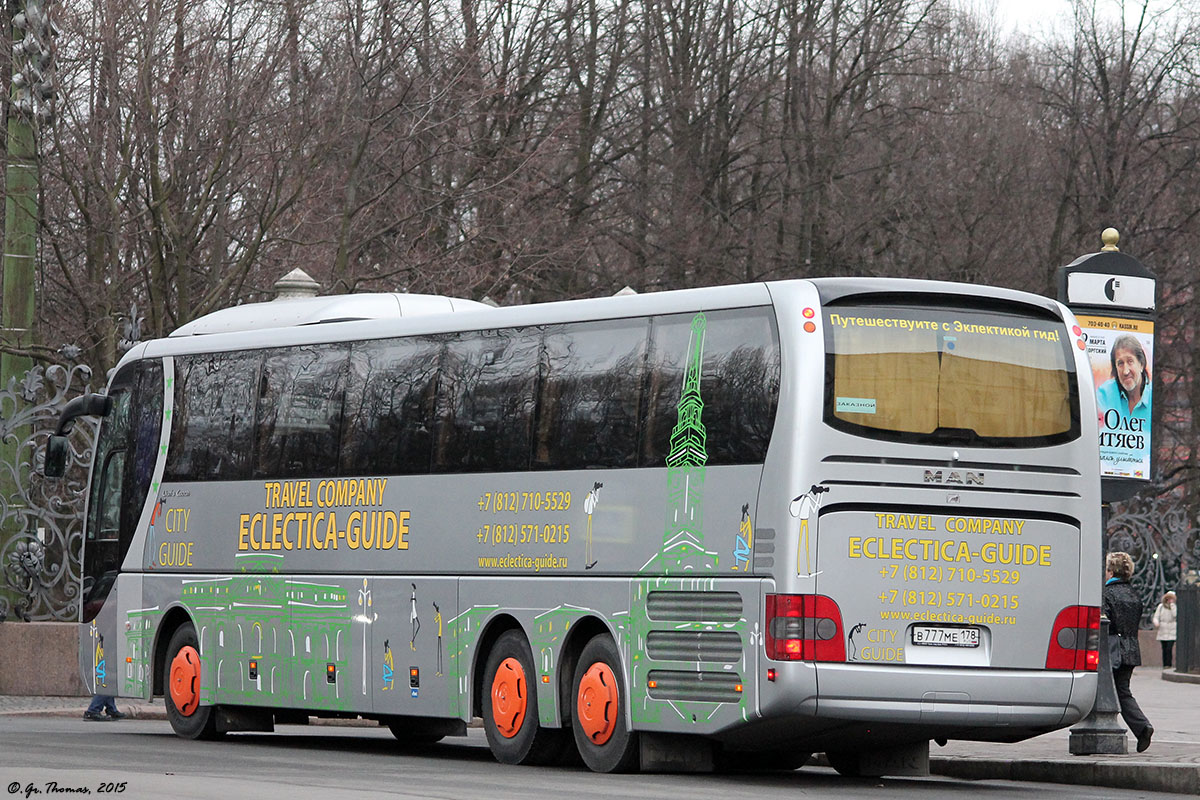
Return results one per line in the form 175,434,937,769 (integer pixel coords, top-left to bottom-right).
174,553,354,711
623,576,751,727
644,312,718,574
123,608,157,696
445,605,496,717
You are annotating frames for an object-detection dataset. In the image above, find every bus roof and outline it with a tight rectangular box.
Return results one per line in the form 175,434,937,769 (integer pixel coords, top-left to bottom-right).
140,282,775,360
169,293,493,337
128,277,1065,365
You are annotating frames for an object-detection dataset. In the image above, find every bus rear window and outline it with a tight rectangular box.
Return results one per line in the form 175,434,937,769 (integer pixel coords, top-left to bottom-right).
824,303,1079,446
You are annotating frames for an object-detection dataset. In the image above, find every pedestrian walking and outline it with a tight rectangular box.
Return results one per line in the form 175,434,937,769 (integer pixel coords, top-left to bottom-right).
83,693,125,721
1103,551,1153,752
1152,591,1177,669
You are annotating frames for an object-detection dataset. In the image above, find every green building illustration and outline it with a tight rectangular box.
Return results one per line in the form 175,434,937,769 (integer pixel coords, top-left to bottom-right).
172,554,354,711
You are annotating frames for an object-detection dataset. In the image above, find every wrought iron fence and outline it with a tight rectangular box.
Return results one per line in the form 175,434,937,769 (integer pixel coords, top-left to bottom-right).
0,363,96,622
1107,493,1200,627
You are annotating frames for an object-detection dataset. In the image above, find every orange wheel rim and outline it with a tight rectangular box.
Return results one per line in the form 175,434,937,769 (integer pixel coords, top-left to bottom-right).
490,657,528,738
169,645,201,717
577,662,618,745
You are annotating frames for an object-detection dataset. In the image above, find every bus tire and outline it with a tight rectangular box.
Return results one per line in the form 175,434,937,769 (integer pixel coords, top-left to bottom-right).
163,623,220,740
571,635,638,773
481,630,563,765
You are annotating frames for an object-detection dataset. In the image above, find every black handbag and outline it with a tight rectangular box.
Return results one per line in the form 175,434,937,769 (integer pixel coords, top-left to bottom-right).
1109,633,1123,669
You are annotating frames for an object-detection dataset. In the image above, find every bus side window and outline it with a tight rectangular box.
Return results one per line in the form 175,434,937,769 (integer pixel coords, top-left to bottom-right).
342,337,441,476
97,450,127,541
81,447,124,621
434,330,538,473
641,308,780,467
535,319,647,469
166,352,259,481
698,309,780,465
254,344,349,478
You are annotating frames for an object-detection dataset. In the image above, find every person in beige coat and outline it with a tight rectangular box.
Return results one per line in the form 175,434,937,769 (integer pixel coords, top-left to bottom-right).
1152,591,1177,669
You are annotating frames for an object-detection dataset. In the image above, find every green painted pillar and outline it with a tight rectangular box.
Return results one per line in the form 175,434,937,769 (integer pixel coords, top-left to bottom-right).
1,0,48,611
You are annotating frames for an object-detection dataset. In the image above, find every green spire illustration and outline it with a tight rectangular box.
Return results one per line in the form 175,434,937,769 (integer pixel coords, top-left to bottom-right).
656,313,717,572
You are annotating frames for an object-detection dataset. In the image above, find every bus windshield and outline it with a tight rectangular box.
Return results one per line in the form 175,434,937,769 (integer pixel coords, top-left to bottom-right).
825,301,1079,446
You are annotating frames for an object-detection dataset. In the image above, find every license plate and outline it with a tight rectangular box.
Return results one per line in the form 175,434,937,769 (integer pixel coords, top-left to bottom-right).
912,625,979,648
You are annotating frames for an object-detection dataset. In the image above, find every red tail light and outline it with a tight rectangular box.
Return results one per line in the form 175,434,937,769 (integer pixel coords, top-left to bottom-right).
765,594,846,662
1046,605,1100,670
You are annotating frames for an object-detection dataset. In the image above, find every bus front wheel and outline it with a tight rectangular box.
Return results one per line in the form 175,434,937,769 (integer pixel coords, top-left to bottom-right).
163,623,219,740
481,630,566,765
571,635,638,773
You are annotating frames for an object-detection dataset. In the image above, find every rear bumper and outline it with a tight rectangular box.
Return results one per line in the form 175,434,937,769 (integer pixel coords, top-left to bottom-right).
814,662,1097,730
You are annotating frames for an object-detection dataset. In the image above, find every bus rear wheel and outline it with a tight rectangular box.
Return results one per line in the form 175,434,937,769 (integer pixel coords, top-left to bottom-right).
571,635,638,773
164,623,219,740
481,630,566,765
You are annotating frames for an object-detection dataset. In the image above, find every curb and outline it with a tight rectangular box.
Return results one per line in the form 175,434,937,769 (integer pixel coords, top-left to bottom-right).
11,707,167,721
930,757,1200,795
1162,670,1200,685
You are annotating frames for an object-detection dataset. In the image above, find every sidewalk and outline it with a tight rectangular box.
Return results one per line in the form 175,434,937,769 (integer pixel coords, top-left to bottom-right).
932,668,1200,794
2,670,1198,793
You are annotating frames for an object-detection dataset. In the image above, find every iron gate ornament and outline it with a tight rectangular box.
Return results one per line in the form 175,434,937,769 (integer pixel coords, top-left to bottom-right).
0,362,96,622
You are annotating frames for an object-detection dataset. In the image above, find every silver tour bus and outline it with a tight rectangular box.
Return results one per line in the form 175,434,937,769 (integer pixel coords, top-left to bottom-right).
49,278,1100,776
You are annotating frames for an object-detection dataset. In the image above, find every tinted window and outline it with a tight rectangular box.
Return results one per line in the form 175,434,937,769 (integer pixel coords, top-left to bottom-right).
128,361,164,535
84,360,163,621
641,308,780,466
698,309,779,463
166,352,260,481
434,330,539,472
535,320,647,469
341,337,442,475
255,344,349,478
97,450,126,541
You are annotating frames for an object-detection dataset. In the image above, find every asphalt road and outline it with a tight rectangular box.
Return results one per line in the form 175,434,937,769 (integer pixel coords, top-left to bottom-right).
0,717,1191,800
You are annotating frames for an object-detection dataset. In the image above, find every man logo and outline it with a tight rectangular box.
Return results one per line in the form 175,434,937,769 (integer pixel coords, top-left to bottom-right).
923,470,984,486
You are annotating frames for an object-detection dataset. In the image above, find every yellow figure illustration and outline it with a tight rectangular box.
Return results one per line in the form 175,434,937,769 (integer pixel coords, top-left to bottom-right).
433,602,443,676
798,516,811,575
583,482,602,570
382,639,394,690
95,633,107,690
732,503,753,571
789,486,828,577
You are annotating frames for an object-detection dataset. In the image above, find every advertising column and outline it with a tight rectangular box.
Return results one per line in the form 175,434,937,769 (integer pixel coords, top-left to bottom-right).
1057,227,1156,756
1056,228,1157,503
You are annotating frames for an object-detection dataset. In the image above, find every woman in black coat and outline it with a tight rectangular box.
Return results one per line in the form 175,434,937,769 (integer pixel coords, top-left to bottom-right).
1103,551,1153,752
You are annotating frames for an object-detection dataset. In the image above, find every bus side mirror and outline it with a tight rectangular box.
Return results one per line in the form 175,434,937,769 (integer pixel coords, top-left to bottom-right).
45,392,111,478
44,435,69,478
53,392,112,436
